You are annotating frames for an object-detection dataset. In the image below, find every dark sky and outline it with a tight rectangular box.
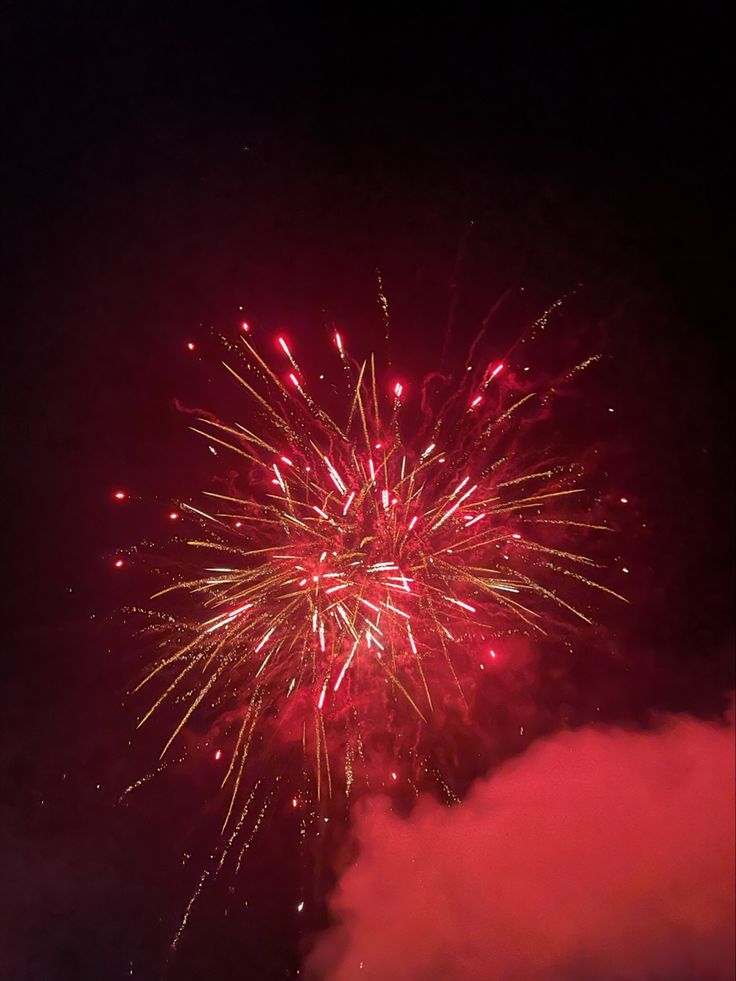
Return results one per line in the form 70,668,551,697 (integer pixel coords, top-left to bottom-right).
1,7,733,980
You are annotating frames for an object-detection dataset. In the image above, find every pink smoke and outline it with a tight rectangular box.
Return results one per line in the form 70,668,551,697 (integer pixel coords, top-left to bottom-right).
307,710,735,980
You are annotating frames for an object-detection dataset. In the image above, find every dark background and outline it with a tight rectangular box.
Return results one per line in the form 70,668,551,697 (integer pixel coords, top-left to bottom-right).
1,6,733,980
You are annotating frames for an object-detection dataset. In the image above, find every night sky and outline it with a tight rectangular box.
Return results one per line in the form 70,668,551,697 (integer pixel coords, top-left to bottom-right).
2,7,733,980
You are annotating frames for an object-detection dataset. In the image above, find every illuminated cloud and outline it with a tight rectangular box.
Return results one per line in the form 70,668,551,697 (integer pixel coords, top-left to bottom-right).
308,708,735,981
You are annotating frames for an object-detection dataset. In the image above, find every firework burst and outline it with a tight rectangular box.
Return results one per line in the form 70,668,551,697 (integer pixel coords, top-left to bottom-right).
125,310,625,936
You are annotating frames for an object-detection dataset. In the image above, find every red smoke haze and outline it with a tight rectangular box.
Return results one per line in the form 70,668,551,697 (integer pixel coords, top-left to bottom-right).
308,710,735,981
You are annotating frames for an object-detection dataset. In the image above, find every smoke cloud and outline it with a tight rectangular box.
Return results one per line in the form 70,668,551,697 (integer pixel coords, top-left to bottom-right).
307,710,735,981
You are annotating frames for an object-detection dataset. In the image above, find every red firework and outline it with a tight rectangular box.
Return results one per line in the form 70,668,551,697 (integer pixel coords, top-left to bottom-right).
130,322,623,826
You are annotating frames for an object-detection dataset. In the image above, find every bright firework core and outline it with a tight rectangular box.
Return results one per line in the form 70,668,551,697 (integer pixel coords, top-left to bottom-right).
137,324,624,822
